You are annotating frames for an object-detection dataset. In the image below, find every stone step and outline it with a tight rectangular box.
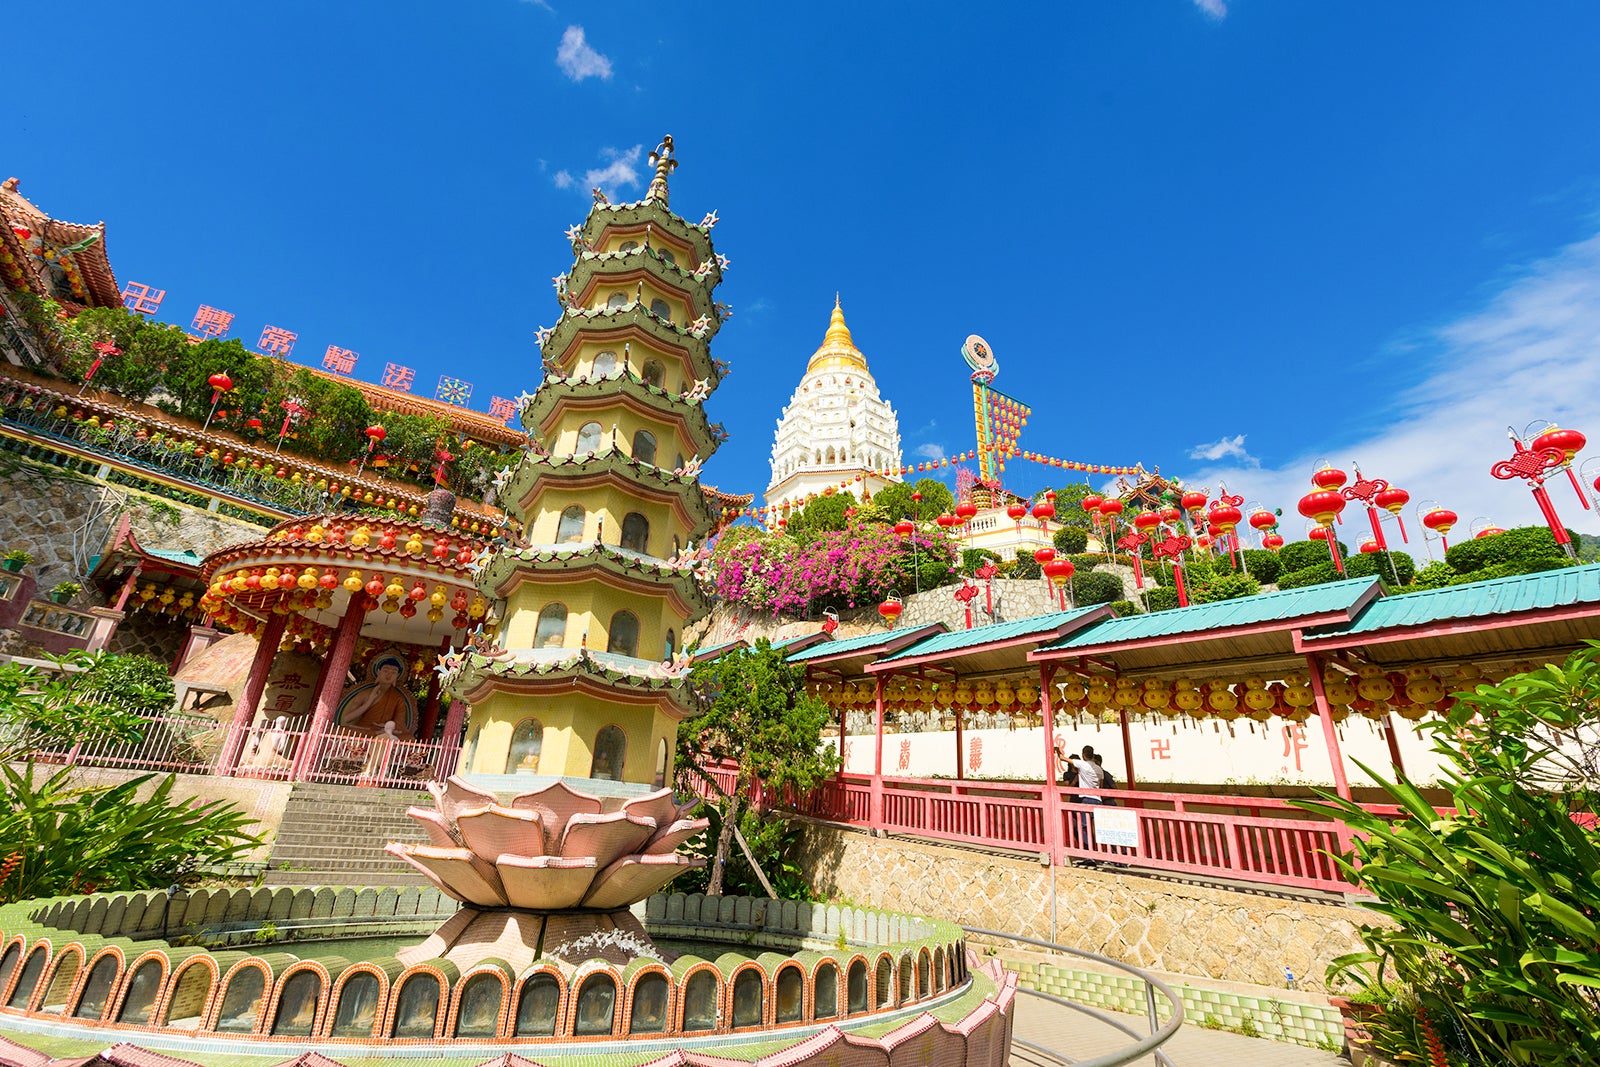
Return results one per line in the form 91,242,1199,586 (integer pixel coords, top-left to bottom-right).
264,781,434,887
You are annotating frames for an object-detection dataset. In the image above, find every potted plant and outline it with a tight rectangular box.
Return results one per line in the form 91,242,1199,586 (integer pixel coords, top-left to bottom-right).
48,581,81,604
1,549,32,573
1327,988,1387,1065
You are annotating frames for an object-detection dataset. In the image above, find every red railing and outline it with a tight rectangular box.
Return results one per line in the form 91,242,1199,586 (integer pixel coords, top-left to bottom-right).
685,762,1363,894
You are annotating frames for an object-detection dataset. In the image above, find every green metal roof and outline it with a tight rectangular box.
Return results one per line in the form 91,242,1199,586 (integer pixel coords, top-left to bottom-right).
786,624,938,663
875,606,1104,663
1040,577,1383,651
1304,563,1600,639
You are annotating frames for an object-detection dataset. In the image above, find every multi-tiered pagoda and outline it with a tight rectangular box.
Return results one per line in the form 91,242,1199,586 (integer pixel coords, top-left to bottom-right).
444,136,727,793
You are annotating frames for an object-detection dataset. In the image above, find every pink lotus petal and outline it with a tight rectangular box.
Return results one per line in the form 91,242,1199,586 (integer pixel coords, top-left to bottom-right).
386,843,507,906
620,787,677,827
429,775,499,824
406,806,459,848
495,854,598,910
560,811,655,865
641,817,709,856
581,853,702,910
456,803,544,861
509,780,604,852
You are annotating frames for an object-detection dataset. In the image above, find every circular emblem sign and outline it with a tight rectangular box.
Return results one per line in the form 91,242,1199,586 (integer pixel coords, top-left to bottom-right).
962,334,998,379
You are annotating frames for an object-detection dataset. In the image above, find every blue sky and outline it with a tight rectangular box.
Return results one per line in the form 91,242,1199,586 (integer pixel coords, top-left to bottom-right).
10,1,1600,548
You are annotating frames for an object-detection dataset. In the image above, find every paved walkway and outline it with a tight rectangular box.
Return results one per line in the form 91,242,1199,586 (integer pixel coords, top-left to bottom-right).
1011,989,1352,1066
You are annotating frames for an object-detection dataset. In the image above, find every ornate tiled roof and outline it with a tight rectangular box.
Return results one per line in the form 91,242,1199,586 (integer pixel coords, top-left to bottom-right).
475,541,710,616
499,448,719,541
441,644,692,713
540,303,723,388
563,247,722,330
520,368,723,463
281,359,527,448
0,177,121,308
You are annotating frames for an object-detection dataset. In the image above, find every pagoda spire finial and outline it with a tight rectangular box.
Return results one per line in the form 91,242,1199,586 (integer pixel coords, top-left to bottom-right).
807,295,868,373
646,134,677,205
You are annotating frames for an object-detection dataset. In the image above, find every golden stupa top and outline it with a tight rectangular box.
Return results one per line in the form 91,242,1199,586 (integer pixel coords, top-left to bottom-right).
806,296,870,374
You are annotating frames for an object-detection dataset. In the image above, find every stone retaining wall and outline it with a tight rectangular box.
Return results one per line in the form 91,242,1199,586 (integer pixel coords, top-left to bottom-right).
794,819,1371,994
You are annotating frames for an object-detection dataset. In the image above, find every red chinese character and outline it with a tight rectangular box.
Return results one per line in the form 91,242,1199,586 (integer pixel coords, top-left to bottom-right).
487,396,518,425
268,693,297,715
1281,724,1309,772
277,671,308,691
120,282,165,315
382,363,415,392
322,346,358,375
257,325,298,357
967,736,984,773
897,738,911,772
842,741,853,765
1149,738,1172,760
190,305,234,339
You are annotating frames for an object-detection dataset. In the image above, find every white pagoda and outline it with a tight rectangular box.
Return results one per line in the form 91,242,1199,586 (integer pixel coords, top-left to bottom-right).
765,298,903,516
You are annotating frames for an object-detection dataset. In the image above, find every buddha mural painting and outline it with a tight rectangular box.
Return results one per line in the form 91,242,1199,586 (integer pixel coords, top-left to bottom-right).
337,654,418,739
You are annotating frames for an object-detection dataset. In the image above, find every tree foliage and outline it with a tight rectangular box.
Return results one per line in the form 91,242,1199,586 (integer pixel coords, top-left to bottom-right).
678,641,838,895
1301,646,1600,1064
870,478,954,523
1053,525,1089,555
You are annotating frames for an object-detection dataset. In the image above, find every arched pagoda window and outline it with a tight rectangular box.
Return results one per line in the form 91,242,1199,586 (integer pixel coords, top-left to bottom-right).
605,611,639,658
632,430,657,466
592,350,618,376
506,719,543,774
620,513,649,554
591,725,625,781
575,421,603,453
649,298,671,321
606,292,628,309
641,359,665,387
556,505,585,543
535,603,568,648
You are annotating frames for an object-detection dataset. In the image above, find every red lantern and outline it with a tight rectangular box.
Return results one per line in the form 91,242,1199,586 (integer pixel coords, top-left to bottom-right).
1308,526,1331,542
1207,503,1241,533
364,577,385,598
408,581,427,602
319,569,338,589
878,598,903,622
1081,495,1103,514
1532,426,1586,462
1034,547,1056,565
1099,499,1124,519
1006,503,1027,523
1262,532,1285,551
911,491,922,503
1422,508,1457,536
399,600,417,619
1248,510,1276,530
1159,506,1182,524
1310,466,1347,491
247,418,263,430
1358,540,1379,554
451,590,470,612
1180,491,1208,513
1134,512,1161,532
1475,526,1505,539
893,520,914,538
955,501,978,523
1375,487,1410,515
207,372,233,393
1298,490,1347,526
936,513,956,529
1042,558,1075,585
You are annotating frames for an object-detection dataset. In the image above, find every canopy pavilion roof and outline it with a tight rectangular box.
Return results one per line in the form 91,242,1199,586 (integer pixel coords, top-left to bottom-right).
869,606,1110,679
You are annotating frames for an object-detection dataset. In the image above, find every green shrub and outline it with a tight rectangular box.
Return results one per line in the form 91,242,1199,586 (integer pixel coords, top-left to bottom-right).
1409,560,1455,590
1276,561,1342,589
77,653,175,715
960,548,1001,575
1278,539,1349,572
1443,526,1574,576
1143,586,1181,612
1448,556,1570,585
1108,598,1139,616
1010,555,1041,580
1068,571,1125,606
1190,571,1260,603
1214,548,1283,585
1345,550,1417,586
1053,526,1089,555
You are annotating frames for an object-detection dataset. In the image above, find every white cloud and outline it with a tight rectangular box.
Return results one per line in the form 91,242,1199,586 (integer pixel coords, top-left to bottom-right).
1180,230,1600,549
556,26,612,81
915,443,946,461
1193,0,1227,18
550,145,643,198
520,0,553,10
1189,434,1256,465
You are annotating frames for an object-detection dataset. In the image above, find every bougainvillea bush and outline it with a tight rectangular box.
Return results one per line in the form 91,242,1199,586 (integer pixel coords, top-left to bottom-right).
711,522,956,617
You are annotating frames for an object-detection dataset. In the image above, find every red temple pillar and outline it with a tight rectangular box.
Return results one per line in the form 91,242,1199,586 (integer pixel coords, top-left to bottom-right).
418,636,450,742
1038,663,1062,863
1305,655,1353,801
292,597,366,781
1382,712,1407,778
954,709,964,780
870,676,885,830
1118,707,1137,790
437,698,469,778
218,613,288,776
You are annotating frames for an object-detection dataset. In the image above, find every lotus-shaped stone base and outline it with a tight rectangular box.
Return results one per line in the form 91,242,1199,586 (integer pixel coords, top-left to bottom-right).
387,777,707,969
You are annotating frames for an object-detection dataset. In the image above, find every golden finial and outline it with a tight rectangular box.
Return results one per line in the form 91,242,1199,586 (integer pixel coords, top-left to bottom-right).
646,135,677,205
808,295,868,373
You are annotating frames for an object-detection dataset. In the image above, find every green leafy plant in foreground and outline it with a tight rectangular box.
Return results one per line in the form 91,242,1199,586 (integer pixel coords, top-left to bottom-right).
1300,643,1600,1065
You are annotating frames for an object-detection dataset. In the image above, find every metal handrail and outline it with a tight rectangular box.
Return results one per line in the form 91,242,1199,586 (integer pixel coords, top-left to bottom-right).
964,925,1183,1067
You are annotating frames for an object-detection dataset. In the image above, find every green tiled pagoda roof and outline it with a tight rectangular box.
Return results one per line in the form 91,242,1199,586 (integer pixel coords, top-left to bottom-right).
874,606,1107,663
1303,563,1600,640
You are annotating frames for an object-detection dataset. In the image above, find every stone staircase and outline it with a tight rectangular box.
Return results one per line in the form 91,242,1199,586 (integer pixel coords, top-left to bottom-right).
265,782,434,886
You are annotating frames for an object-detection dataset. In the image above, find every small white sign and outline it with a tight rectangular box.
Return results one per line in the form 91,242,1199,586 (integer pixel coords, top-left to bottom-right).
1093,807,1139,849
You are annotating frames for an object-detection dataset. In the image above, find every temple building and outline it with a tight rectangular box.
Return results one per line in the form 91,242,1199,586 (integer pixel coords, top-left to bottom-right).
765,299,903,516
442,136,729,791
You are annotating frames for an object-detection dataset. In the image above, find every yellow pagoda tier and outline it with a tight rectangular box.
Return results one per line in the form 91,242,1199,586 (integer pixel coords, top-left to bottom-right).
444,136,726,793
